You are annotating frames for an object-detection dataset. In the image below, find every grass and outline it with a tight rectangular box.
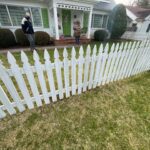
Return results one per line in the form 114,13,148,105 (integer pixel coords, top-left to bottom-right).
0,40,148,149
0,72,149,149
0,40,134,68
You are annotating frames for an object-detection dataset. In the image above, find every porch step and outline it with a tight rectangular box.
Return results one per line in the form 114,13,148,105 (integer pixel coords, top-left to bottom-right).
54,37,91,46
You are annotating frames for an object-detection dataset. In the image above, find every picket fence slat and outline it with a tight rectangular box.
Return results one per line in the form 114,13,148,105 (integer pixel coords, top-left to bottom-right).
98,44,109,86
54,48,64,99
71,47,77,95
78,46,84,94
0,61,25,112
83,45,91,92
88,45,97,90
0,40,150,119
63,48,70,98
21,51,43,107
44,50,57,102
0,85,16,115
93,44,103,88
33,51,50,104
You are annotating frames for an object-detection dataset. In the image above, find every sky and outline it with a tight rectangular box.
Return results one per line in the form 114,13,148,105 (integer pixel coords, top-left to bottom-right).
115,0,134,5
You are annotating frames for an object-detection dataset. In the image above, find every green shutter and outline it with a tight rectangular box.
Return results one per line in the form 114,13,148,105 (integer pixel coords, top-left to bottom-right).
41,8,49,28
83,12,89,28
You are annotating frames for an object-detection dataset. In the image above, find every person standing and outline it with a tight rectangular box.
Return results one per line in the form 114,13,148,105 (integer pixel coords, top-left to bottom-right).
73,21,81,45
21,12,36,51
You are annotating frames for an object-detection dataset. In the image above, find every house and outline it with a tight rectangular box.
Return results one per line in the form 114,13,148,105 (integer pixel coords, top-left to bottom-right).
122,6,150,40
0,0,115,44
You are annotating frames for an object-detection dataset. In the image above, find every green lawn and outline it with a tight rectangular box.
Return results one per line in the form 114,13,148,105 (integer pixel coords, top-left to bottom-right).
0,72,149,150
0,40,134,68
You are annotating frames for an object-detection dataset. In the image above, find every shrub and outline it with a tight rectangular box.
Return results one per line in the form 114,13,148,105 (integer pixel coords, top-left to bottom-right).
107,4,127,39
94,29,109,41
35,31,50,46
15,29,29,46
0,29,16,48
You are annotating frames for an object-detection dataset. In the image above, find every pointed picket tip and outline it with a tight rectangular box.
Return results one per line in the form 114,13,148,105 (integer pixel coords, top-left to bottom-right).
79,46,84,56
136,41,140,48
86,44,91,56
87,44,91,50
93,45,97,55
21,51,28,63
128,42,132,49
63,48,68,58
120,42,124,50
132,41,136,49
145,40,149,47
44,49,50,61
115,43,120,51
104,43,109,53
71,46,76,57
110,43,115,52
99,44,103,54
0,59,3,65
54,48,59,59
7,51,16,64
33,50,40,61
124,42,128,50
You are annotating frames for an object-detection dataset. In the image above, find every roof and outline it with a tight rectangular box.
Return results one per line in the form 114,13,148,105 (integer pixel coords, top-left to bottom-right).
126,6,150,19
93,0,116,11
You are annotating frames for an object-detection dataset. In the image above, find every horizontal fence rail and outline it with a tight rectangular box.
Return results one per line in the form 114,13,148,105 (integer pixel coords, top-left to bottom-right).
0,40,150,119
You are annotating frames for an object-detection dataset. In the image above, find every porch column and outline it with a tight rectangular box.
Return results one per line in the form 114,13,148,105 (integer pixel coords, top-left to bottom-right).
87,9,93,39
53,5,59,40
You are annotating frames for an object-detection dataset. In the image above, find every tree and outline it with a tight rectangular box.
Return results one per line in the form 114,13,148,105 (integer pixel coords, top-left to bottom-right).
134,0,150,7
107,4,127,39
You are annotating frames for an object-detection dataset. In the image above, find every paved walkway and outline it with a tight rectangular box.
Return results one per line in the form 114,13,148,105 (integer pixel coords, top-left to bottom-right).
0,44,80,54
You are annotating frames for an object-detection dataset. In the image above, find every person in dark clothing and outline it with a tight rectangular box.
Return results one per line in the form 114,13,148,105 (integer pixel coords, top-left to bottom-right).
21,12,36,51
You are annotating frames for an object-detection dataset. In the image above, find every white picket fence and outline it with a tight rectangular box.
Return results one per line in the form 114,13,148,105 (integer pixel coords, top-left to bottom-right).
0,40,150,119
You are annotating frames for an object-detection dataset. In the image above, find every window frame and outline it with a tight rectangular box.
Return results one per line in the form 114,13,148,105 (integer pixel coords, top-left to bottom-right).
0,3,45,28
91,13,109,29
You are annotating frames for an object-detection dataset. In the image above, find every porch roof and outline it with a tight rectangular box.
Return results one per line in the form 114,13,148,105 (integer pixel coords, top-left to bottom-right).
14,0,110,4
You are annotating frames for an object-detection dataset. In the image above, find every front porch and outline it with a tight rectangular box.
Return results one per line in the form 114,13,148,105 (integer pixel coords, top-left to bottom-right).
54,37,91,46
50,0,94,40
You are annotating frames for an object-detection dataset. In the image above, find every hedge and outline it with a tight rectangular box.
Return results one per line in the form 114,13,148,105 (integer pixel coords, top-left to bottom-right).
35,31,50,46
0,29,16,48
15,29,29,46
94,29,109,41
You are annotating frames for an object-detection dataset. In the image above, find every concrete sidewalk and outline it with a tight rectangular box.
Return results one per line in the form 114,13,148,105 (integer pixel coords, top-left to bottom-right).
0,44,80,54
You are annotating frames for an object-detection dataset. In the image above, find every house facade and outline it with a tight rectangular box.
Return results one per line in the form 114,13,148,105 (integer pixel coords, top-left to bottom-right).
122,6,150,40
0,0,115,40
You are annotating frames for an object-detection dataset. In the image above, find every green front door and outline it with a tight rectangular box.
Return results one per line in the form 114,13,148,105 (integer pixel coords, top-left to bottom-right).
62,9,71,36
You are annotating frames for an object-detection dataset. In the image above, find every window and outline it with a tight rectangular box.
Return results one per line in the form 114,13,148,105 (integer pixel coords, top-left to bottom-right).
31,7,42,27
92,14,103,28
0,5,11,26
0,4,45,27
8,6,30,26
92,14,108,29
102,15,108,28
